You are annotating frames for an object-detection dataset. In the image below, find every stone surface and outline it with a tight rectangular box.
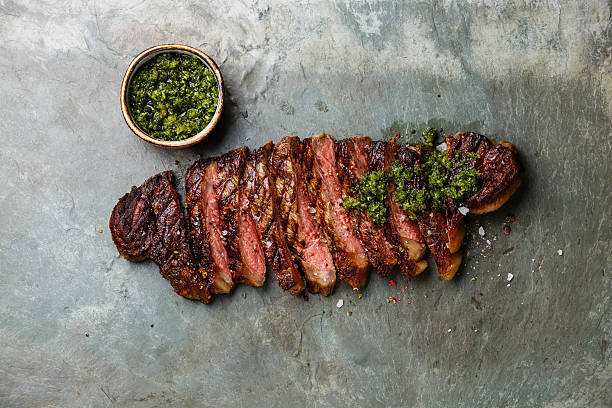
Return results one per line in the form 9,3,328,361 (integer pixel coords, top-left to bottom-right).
0,1,610,406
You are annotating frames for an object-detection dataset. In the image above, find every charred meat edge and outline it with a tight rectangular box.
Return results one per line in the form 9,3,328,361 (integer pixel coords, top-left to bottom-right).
270,136,336,295
335,136,397,277
109,171,211,302
242,142,305,294
302,134,369,289
447,132,523,215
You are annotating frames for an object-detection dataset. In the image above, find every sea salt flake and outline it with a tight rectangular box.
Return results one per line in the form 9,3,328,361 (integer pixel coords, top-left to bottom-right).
507,273,514,282
478,226,485,236
309,207,316,214
507,283,511,287
265,240,273,248
458,206,469,216
447,328,452,333
336,299,344,308
221,230,228,236
557,249,563,256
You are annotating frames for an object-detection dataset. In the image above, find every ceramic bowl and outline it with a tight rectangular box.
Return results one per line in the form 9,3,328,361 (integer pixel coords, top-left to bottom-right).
120,44,224,149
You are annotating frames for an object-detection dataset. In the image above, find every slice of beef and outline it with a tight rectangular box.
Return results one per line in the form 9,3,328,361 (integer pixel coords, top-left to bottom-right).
368,141,428,277
417,210,463,280
241,142,305,294
109,171,211,302
446,132,523,214
302,134,369,289
335,137,396,277
185,147,247,294
270,136,336,295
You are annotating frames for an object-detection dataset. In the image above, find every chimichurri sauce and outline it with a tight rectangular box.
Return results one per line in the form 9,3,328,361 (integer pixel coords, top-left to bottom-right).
128,52,219,141
343,128,480,224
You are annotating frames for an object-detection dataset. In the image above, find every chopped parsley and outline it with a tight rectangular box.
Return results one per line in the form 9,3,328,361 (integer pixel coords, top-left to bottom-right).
128,52,219,141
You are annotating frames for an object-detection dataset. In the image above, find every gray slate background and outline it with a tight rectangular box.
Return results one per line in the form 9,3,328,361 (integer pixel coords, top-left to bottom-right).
1,0,610,406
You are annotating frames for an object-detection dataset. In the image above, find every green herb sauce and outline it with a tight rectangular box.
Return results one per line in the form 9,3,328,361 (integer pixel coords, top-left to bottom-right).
128,52,219,141
342,171,389,224
389,160,427,220
343,127,480,224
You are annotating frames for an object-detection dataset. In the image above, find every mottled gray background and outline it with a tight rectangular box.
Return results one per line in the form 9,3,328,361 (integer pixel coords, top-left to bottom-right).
0,0,610,407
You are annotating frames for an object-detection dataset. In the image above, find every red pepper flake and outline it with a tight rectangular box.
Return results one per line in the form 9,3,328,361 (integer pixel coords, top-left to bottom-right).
340,251,345,256
407,278,411,282
389,279,397,286
389,296,401,302
190,230,196,235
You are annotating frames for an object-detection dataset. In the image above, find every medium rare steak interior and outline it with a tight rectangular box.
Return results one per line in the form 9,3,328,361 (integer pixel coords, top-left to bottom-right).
302,134,369,290
110,132,523,302
241,142,305,294
270,136,337,295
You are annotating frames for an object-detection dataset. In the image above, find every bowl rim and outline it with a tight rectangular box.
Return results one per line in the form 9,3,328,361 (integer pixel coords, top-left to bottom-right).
120,44,224,149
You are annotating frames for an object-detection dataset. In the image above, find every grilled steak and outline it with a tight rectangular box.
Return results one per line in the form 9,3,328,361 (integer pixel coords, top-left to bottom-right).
302,134,369,289
270,136,336,295
241,142,305,294
369,141,428,277
185,147,247,294
335,137,397,277
110,132,524,302
109,171,211,302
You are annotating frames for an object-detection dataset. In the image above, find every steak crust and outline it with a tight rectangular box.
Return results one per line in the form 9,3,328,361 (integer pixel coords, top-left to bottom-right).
109,171,211,302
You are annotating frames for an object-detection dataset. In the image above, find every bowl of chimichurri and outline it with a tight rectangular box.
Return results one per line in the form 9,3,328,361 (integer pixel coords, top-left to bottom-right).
120,44,224,148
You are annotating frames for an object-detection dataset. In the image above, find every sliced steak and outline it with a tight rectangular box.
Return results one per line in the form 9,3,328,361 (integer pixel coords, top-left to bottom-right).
185,147,247,294
241,142,305,294
109,171,211,302
417,210,463,280
302,134,369,289
446,132,523,214
270,136,336,295
335,136,396,277
368,141,428,277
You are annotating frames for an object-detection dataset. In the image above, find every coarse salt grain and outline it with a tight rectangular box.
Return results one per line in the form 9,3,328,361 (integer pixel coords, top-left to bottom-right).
447,328,452,333
458,206,469,215
336,299,343,308
221,230,228,236
478,226,485,236
557,249,563,256
309,207,316,214
507,273,514,282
